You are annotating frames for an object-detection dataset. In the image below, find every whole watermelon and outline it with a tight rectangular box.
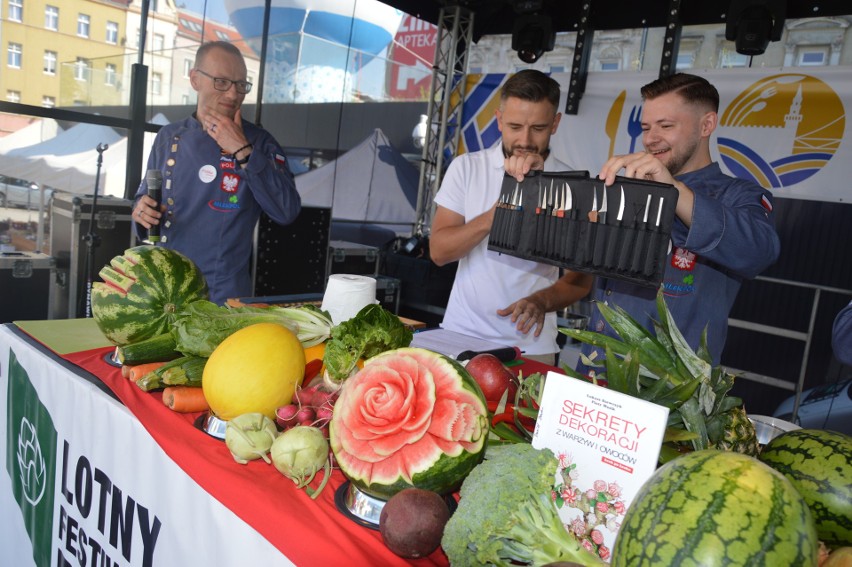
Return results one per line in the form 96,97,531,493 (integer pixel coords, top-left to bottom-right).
329,347,488,500
612,450,818,566
759,428,852,547
92,245,208,346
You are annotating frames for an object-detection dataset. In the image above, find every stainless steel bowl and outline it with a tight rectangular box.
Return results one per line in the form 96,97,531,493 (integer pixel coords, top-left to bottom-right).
749,414,800,445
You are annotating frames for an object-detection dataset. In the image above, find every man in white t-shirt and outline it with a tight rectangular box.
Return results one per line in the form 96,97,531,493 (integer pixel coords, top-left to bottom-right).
430,70,592,364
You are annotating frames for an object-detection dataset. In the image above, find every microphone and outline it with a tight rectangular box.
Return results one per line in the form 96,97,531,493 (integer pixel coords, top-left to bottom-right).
145,169,163,243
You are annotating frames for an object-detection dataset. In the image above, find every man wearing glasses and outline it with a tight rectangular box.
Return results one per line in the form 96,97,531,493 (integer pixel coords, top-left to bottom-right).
132,41,300,304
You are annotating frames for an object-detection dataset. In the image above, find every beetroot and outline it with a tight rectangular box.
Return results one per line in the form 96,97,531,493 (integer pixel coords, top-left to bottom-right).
379,488,450,559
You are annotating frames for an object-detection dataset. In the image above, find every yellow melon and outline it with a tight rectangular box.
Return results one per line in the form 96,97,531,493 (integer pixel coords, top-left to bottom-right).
203,323,306,421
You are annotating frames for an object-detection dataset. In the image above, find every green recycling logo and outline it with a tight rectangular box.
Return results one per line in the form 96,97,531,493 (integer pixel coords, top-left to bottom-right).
16,416,48,506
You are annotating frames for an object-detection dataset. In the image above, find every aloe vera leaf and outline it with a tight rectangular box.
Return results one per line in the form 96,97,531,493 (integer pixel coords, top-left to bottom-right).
623,347,642,397
655,293,712,381
651,320,694,382
655,378,702,408
561,328,680,382
678,397,710,451
603,343,629,394
697,327,713,365
663,427,698,443
698,382,717,416
597,300,658,345
490,422,528,444
597,302,685,377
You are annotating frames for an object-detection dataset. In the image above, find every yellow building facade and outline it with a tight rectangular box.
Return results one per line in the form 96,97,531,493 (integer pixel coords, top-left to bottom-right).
2,0,128,107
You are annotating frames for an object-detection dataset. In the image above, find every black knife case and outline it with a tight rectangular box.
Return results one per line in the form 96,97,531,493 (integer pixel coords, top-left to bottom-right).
487,170,679,287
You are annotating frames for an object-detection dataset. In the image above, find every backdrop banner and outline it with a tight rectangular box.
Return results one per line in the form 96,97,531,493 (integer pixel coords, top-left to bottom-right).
456,67,849,203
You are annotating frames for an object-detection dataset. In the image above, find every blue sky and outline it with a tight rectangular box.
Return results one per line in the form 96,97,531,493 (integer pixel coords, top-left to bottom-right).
176,0,231,25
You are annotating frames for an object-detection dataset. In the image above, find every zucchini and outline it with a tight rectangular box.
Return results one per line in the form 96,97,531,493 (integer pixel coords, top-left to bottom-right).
161,356,208,387
118,333,181,365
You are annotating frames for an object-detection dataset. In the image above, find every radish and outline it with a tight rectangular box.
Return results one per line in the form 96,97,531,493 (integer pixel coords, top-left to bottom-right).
275,404,300,429
315,406,333,423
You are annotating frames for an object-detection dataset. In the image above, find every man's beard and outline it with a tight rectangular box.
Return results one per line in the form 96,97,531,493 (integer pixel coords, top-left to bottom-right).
502,142,549,160
659,136,699,177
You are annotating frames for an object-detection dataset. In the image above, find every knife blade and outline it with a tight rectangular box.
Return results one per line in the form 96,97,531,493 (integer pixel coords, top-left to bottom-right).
587,187,598,223
564,183,573,214
655,195,664,228
616,186,625,223
598,185,608,225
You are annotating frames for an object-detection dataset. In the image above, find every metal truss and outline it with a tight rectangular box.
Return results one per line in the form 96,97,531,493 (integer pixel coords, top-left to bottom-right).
413,5,474,237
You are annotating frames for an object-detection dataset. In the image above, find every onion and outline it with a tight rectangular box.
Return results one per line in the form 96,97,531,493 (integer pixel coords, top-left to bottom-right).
224,413,278,464
270,425,331,499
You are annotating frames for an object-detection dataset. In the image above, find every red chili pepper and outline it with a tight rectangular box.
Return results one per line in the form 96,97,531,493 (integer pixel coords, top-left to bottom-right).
302,358,323,386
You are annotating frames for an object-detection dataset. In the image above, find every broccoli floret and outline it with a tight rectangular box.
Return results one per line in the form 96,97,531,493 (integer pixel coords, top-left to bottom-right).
441,443,604,566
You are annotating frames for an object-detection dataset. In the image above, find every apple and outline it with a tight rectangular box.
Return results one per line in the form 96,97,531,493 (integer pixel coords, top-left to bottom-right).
465,353,518,403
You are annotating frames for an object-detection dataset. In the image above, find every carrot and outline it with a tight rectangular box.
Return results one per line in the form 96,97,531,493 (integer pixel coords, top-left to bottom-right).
126,361,169,382
162,386,210,413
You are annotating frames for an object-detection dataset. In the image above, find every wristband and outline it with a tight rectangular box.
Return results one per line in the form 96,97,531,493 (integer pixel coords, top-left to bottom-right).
236,154,251,166
233,142,253,158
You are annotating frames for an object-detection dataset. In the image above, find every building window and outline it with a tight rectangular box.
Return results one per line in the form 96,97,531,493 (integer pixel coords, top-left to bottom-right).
153,33,165,53
797,47,828,66
106,21,119,44
8,43,22,69
9,0,23,22
675,52,695,71
44,50,57,75
550,65,565,73
181,94,190,105
43,96,55,108
600,61,620,71
7,91,21,103
78,14,90,38
74,57,90,81
105,63,117,86
45,5,59,31
152,72,162,95
718,44,749,68
183,58,192,78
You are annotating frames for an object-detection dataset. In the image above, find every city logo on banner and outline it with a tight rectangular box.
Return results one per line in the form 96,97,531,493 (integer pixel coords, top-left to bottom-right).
5,349,58,567
717,73,845,189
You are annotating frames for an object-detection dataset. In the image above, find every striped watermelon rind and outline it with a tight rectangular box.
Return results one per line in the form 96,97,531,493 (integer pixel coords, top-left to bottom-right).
330,347,488,500
91,245,208,346
759,428,852,547
612,450,818,566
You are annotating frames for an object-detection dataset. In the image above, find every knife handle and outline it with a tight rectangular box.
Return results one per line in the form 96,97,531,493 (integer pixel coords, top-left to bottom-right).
615,224,633,270
592,223,609,267
643,230,661,277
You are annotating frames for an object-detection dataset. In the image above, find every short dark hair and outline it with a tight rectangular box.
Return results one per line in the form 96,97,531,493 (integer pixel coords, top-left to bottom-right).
500,69,561,110
195,41,244,68
641,73,719,113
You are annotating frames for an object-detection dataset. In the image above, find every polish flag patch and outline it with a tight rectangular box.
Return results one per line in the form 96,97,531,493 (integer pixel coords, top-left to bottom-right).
274,154,287,168
760,194,773,213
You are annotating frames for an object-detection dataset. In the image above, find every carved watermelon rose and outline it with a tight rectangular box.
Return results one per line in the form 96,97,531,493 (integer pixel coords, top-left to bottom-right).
330,347,488,499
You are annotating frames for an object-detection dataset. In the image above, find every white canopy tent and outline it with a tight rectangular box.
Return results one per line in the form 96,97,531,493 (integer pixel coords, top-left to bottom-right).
0,114,168,197
0,118,60,153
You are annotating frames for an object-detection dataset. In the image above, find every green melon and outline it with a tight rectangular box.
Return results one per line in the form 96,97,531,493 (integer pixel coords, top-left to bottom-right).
612,450,818,566
329,347,488,500
759,428,852,547
91,245,208,346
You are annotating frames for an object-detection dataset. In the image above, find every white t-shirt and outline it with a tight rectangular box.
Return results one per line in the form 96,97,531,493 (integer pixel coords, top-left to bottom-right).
434,143,573,355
